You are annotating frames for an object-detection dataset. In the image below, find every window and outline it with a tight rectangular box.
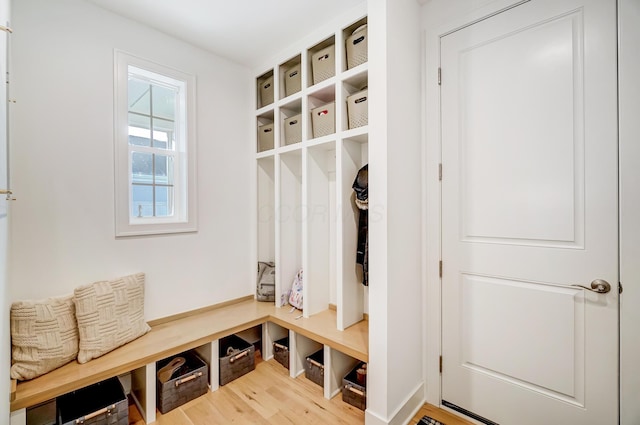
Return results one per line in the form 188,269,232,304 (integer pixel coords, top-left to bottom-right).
114,51,197,236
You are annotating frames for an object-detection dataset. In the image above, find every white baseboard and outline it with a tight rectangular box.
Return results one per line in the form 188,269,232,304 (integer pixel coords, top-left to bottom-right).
365,382,425,425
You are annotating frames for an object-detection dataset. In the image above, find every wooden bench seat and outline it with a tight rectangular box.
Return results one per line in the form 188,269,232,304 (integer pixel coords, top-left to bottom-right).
10,297,368,418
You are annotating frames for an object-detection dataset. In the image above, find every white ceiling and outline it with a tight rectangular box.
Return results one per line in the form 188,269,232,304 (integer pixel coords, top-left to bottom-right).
85,0,367,68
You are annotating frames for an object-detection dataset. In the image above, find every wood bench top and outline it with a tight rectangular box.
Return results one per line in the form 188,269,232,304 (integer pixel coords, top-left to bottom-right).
10,298,368,411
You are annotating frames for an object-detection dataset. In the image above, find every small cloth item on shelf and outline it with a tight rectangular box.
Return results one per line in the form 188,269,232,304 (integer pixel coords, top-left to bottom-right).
10,294,79,380
74,272,151,364
157,356,186,384
288,269,303,310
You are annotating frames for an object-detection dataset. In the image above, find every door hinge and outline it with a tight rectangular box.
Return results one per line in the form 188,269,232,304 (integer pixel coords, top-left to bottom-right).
438,67,442,85
439,355,443,373
438,163,442,181
439,260,443,278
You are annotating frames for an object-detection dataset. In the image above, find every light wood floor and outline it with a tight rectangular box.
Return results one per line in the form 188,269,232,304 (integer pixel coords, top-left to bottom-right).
130,357,473,425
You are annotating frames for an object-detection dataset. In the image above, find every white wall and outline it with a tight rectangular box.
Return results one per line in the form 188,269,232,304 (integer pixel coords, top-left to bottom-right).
9,0,254,320
1,0,11,420
619,0,640,423
367,0,424,423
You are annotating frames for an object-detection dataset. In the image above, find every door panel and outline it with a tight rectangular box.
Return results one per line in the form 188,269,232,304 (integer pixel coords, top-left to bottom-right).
460,11,583,246
441,0,618,424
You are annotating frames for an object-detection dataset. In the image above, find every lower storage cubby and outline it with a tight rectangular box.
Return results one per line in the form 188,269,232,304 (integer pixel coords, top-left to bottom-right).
219,334,256,385
156,350,209,414
57,377,128,425
342,362,367,410
304,349,324,387
26,399,56,425
273,336,290,370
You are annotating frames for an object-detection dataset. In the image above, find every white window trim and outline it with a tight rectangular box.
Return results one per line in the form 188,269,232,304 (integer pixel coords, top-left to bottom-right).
114,50,197,237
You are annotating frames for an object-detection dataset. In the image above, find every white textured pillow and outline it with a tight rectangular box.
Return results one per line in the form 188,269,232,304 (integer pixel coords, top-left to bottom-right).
10,295,79,380
74,273,151,364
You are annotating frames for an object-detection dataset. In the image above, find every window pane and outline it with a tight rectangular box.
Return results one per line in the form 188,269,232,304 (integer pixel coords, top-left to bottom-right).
128,78,150,115
132,152,153,184
128,113,151,147
154,154,173,185
152,85,176,120
155,186,174,217
152,118,175,150
131,184,153,217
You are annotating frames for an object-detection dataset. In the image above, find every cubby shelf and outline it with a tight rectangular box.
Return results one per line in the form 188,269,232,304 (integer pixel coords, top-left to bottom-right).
255,12,369,336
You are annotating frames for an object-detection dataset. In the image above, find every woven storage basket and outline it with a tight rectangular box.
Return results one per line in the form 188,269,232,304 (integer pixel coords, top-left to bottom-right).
284,114,302,145
219,334,256,386
273,336,290,370
347,89,368,129
346,24,368,69
304,349,324,387
342,363,367,410
258,75,274,108
57,377,128,425
311,44,335,84
284,63,301,97
156,351,209,414
257,123,274,152
311,102,335,138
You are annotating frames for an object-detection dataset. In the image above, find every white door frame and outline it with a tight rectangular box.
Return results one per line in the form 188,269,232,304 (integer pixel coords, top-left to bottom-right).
422,1,636,422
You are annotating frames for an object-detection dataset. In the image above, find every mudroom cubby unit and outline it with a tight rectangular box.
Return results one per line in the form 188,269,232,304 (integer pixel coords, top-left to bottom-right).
253,10,369,332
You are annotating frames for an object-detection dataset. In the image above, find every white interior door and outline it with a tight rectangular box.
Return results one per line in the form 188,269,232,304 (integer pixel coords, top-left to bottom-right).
440,0,618,424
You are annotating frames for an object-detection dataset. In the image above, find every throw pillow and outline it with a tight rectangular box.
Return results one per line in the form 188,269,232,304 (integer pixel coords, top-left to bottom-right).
74,272,151,364
10,295,79,380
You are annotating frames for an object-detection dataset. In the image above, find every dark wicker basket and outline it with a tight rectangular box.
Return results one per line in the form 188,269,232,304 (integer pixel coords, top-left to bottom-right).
57,377,128,425
342,362,367,410
273,336,289,370
156,351,209,414
304,349,324,387
219,334,256,385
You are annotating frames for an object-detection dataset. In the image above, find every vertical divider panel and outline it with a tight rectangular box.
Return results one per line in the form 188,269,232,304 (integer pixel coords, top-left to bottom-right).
274,153,283,306
9,409,26,425
257,157,275,265
337,137,367,329
194,341,219,392
305,143,336,317
279,151,303,307
131,363,156,424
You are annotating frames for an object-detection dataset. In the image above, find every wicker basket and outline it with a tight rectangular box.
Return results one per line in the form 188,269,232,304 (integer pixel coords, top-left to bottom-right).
346,24,368,69
258,75,274,108
284,114,302,145
342,362,367,410
311,102,335,138
284,63,301,97
273,336,289,370
347,89,368,129
57,377,128,425
257,123,274,152
304,349,324,387
219,334,256,386
311,44,335,85
156,351,209,414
